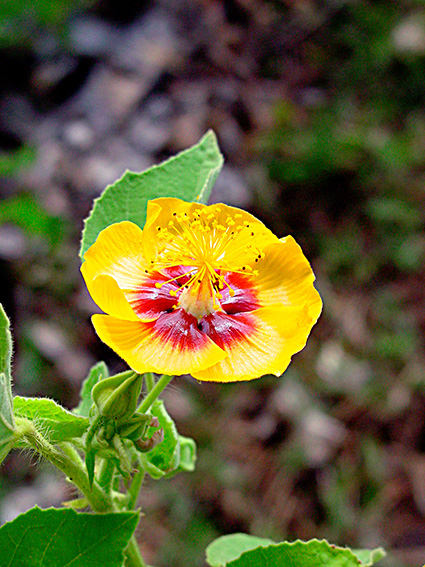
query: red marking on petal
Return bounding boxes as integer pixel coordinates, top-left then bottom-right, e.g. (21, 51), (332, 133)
(151, 308), (212, 352)
(127, 266), (189, 320)
(219, 273), (260, 314)
(199, 311), (257, 349)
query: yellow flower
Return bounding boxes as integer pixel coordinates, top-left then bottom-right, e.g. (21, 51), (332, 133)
(81, 198), (322, 382)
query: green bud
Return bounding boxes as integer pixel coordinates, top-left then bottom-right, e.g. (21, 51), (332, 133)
(92, 371), (143, 421)
(118, 413), (151, 440)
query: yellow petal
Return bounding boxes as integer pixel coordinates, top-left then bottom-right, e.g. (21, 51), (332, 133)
(81, 221), (150, 318)
(88, 274), (140, 321)
(255, 236), (322, 323)
(92, 310), (227, 375)
(192, 304), (314, 382)
(141, 201), (162, 261)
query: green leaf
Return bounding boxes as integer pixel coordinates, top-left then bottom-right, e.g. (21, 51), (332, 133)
(0, 304), (16, 464)
(205, 537), (386, 567)
(79, 130), (223, 259)
(74, 361), (109, 418)
(14, 396), (89, 443)
(352, 548), (387, 567)
(176, 434), (197, 473)
(0, 506), (139, 567)
(206, 534), (275, 567)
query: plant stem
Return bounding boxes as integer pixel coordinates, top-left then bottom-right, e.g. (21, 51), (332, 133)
(125, 534), (148, 567)
(97, 457), (115, 493)
(16, 417), (111, 513)
(138, 375), (173, 413)
(144, 372), (156, 392)
(59, 441), (85, 467)
(127, 467), (145, 510)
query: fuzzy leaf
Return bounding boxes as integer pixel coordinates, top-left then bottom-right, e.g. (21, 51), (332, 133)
(206, 536), (386, 567)
(80, 130), (223, 259)
(0, 506), (139, 567)
(13, 396), (89, 443)
(74, 361), (109, 418)
(0, 304), (16, 463)
(206, 533), (274, 567)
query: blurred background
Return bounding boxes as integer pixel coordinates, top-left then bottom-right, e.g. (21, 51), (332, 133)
(1, 0), (425, 565)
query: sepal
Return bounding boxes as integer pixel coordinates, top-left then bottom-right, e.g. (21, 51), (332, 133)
(92, 371), (143, 421)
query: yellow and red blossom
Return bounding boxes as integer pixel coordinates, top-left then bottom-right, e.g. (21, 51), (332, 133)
(81, 197), (322, 382)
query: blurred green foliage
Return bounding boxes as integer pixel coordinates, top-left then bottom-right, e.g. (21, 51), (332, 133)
(0, 193), (65, 247)
(0, 147), (36, 177)
(261, 0), (425, 396)
(250, 0), (425, 563)
(0, 0), (92, 47)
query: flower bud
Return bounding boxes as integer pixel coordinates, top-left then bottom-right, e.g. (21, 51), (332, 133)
(118, 413), (151, 440)
(92, 371), (143, 421)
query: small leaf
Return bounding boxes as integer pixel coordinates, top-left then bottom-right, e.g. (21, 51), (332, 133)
(86, 449), (96, 487)
(74, 361), (109, 417)
(206, 537), (386, 567)
(80, 130), (223, 259)
(13, 396), (89, 443)
(0, 506), (139, 567)
(175, 435), (197, 473)
(0, 304), (16, 463)
(206, 534), (274, 567)
(352, 548), (386, 566)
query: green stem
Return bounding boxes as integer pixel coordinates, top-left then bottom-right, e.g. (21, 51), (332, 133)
(16, 417), (111, 513)
(125, 534), (147, 567)
(97, 457), (115, 493)
(58, 441), (85, 466)
(144, 372), (156, 392)
(138, 375), (173, 413)
(127, 467), (145, 510)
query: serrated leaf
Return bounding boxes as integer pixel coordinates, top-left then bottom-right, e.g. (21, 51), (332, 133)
(79, 130), (223, 259)
(206, 534), (274, 567)
(206, 537), (386, 567)
(0, 304), (16, 464)
(352, 548), (386, 566)
(74, 361), (109, 418)
(0, 506), (139, 567)
(13, 396), (89, 443)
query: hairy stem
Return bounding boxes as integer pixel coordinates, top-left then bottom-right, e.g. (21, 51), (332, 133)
(138, 375), (173, 413)
(97, 457), (116, 493)
(16, 417), (111, 513)
(144, 372), (156, 392)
